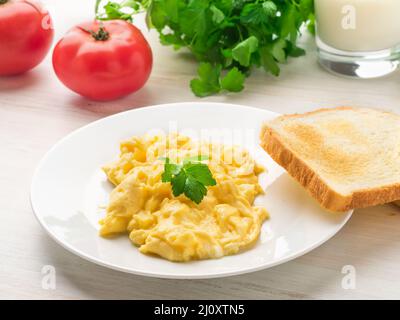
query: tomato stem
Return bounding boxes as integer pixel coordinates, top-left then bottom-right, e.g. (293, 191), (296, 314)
(78, 23), (110, 41)
(90, 25), (110, 41)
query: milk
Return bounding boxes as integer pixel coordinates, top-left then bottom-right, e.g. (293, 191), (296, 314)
(315, 0), (400, 52)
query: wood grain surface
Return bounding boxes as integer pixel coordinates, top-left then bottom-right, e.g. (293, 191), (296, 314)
(1, 0), (400, 299)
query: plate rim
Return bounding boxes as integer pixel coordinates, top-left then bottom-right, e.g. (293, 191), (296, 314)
(30, 102), (353, 279)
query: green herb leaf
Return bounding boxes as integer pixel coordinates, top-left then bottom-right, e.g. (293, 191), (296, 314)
(286, 42), (306, 57)
(210, 5), (225, 24)
(184, 176), (207, 204)
(220, 67), (245, 92)
(232, 36), (258, 67)
(272, 39), (287, 63)
(190, 63), (221, 97)
(171, 170), (187, 196)
(262, 1), (278, 16)
(160, 155), (216, 204)
(179, 0), (209, 38)
(147, 0), (167, 30)
(240, 1), (277, 25)
(185, 163), (217, 186)
(280, 4), (297, 39)
(161, 161), (182, 182)
(260, 47), (280, 76)
(96, 0), (141, 21)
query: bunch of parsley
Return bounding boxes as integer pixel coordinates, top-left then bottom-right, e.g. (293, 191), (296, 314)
(96, 0), (314, 97)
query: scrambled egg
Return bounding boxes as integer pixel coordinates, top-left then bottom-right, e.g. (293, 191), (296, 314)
(100, 134), (268, 262)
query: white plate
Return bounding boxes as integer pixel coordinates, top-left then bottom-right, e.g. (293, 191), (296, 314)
(31, 102), (352, 279)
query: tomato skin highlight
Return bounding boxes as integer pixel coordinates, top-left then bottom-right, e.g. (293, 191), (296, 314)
(0, 0), (54, 76)
(52, 20), (153, 101)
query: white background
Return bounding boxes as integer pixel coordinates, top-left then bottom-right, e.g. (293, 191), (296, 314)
(1, 0), (400, 299)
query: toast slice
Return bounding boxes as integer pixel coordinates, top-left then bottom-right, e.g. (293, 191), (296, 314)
(260, 107), (400, 212)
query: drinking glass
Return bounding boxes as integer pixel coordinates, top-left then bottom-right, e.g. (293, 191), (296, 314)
(315, 0), (400, 78)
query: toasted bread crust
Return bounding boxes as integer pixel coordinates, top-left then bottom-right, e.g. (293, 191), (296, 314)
(266, 106), (400, 121)
(260, 108), (400, 212)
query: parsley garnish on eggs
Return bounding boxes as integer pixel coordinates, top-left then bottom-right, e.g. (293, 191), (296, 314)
(161, 156), (217, 204)
(96, 0), (315, 96)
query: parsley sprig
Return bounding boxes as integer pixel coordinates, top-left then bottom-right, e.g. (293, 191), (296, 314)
(96, 0), (314, 97)
(161, 156), (216, 204)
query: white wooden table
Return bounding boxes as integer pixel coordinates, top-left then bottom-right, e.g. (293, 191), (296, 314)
(1, 0), (400, 300)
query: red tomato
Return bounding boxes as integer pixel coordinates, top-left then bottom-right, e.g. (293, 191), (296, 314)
(0, 0), (54, 76)
(52, 20), (153, 101)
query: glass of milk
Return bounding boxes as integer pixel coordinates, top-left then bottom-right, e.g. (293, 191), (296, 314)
(315, 0), (400, 78)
